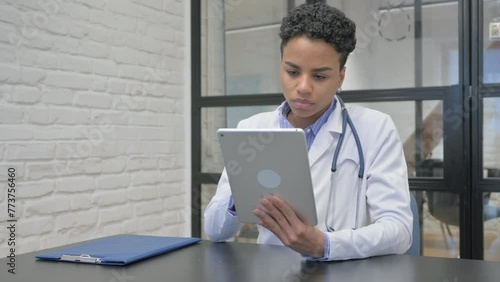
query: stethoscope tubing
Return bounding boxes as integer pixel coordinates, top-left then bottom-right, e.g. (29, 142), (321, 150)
(330, 96), (365, 179)
(326, 95), (365, 231)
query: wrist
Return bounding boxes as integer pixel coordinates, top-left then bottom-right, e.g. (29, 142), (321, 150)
(312, 228), (326, 258)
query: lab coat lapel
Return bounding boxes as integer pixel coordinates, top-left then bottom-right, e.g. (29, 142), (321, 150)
(308, 97), (343, 167)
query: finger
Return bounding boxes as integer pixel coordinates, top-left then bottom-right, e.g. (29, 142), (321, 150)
(269, 196), (304, 226)
(252, 207), (270, 221)
(265, 196), (305, 239)
(253, 208), (287, 239)
(253, 206), (277, 224)
(260, 197), (291, 228)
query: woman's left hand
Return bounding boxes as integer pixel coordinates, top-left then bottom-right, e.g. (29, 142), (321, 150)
(253, 195), (325, 258)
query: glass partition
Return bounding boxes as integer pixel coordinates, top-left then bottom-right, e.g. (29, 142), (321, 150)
(483, 0), (500, 84)
(226, 27), (282, 95)
(349, 100), (443, 177)
(483, 98), (500, 176)
(203, 1), (460, 96)
(483, 192), (500, 261)
(339, 0), (458, 90)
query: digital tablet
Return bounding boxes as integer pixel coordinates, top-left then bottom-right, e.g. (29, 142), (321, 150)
(217, 128), (318, 225)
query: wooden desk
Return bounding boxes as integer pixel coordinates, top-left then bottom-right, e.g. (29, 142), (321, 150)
(1, 240), (499, 282)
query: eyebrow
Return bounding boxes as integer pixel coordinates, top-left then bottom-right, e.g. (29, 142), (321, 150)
(284, 61), (333, 72)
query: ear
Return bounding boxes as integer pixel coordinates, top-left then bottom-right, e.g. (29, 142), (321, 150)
(339, 66), (346, 87)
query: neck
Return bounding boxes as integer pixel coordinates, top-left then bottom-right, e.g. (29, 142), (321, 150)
(287, 111), (312, 129)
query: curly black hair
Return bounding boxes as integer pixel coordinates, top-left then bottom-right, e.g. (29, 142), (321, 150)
(279, 3), (356, 69)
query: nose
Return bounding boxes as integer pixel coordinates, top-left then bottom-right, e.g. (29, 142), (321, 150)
(296, 75), (312, 95)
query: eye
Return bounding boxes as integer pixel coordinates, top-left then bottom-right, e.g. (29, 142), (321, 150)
(287, 70), (299, 76)
(314, 74), (326, 80)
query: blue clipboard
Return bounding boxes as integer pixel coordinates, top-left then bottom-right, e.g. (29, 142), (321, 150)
(35, 234), (201, 266)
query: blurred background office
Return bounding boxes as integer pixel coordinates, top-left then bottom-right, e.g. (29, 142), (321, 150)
(194, 0), (500, 261)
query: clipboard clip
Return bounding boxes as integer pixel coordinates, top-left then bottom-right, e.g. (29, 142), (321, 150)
(61, 254), (102, 263)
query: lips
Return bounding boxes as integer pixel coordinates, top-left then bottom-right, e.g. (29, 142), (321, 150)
(292, 99), (313, 110)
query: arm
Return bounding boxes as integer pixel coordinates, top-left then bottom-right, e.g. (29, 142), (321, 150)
(204, 168), (243, 242)
(254, 115), (411, 260)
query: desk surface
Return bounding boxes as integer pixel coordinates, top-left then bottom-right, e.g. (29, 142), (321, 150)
(1, 239), (500, 282)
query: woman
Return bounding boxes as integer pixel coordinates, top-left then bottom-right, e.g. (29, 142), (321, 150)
(204, 2), (413, 261)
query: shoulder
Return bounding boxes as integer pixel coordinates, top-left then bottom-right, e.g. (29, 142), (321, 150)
(237, 109), (280, 128)
(345, 105), (399, 144)
(346, 105), (394, 129)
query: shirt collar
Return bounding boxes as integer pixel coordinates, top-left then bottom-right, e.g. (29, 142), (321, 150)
(278, 99), (337, 134)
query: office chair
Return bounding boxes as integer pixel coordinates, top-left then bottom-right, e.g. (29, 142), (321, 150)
(420, 159), (500, 254)
(420, 159), (460, 254)
(405, 193), (421, 255)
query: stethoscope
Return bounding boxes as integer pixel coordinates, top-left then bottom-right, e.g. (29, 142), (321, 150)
(325, 95), (365, 232)
(331, 95), (365, 178)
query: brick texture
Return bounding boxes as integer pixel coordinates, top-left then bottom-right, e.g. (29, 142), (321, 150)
(0, 0), (188, 257)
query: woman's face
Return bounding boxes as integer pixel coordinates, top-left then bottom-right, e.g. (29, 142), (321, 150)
(280, 36), (345, 128)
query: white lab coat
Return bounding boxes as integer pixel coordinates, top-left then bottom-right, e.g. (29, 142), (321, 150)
(204, 97), (413, 261)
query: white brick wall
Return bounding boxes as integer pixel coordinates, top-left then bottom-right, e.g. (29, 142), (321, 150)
(0, 0), (190, 257)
